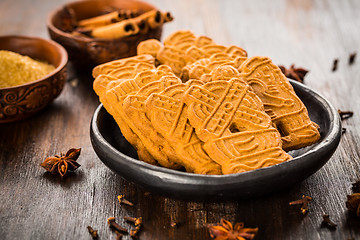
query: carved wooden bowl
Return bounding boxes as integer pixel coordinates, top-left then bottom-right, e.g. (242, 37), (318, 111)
(47, 0), (163, 68)
(0, 35), (68, 123)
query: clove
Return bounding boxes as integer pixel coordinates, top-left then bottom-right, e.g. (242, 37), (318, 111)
(130, 225), (142, 238)
(87, 226), (98, 239)
(338, 109), (354, 120)
(107, 217), (128, 233)
(289, 195), (312, 215)
(124, 216), (142, 226)
(321, 214), (337, 230)
(349, 53), (356, 65)
(332, 59), (338, 71)
(117, 194), (134, 206)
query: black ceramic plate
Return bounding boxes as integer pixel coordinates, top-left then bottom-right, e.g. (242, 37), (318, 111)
(90, 80), (341, 201)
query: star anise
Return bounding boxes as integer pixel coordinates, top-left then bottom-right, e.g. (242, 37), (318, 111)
(346, 193), (360, 217)
(279, 64), (309, 83)
(208, 219), (258, 240)
(40, 148), (81, 177)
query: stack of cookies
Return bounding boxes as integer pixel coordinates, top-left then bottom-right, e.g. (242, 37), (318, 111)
(93, 30), (320, 175)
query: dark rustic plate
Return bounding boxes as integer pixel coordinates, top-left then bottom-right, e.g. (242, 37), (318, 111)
(90, 80), (341, 201)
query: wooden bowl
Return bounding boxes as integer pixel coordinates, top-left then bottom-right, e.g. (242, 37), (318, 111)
(0, 35), (68, 123)
(47, 0), (163, 68)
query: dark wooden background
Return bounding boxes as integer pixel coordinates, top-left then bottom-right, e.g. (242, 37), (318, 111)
(1, 0), (359, 239)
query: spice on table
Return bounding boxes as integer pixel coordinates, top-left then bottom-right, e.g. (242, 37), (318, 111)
(352, 180), (360, 193)
(207, 218), (258, 240)
(321, 214), (337, 230)
(332, 59), (338, 71)
(117, 194), (134, 206)
(338, 109), (354, 120)
(349, 52), (356, 65)
(170, 221), (182, 228)
(124, 216), (142, 237)
(124, 216), (142, 226)
(107, 217), (128, 233)
(346, 193), (360, 217)
(278, 64), (309, 83)
(87, 226), (99, 239)
(289, 195), (312, 215)
(342, 128), (347, 134)
(0, 50), (55, 88)
(40, 148), (81, 177)
(130, 225), (142, 238)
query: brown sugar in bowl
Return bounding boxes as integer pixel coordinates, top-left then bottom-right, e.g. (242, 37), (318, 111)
(47, 0), (163, 68)
(0, 35), (68, 123)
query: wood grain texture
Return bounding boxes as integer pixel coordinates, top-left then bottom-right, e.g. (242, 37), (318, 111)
(1, 0), (360, 239)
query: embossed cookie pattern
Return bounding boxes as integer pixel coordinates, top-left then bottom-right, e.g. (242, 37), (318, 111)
(106, 66), (181, 169)
(145, 80), (222, 174)
(153, 30), (247, 76)
(93, 54), (155, 78)
(180, 54), (247, 81)
(239, 56), (321, 151)
(183, 77), (291, 174)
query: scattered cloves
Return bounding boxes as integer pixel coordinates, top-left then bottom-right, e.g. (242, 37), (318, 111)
(349, 52), (356, 65)
(332, 59), (338, 71)
(87, 226), (99, 239)
(342, 127), (347, 134)
(107, 217), (128, 233)
(338, 109), (354, 120)
(289, 195), (312, 215)
(124, 216), (142, 226)
(321, 214), (337, 230)
(117, 194), (134, 206)
(123, 216), (142, 238)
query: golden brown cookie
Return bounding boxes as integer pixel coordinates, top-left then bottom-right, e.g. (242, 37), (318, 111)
(163, 30), (196, 46)
(137, 39), (163, 57)
(194, 36), (214, 47)
(93, 74), (117, 100)
(156, 30), (247, 77)
(183, 76), (291, 174)
(92, 54), (155, 78)
(93, 60), (170, 165)
(180, 54), (247, 81)
(122, 75), (182, 168)
(239, 56), (321, 151)
(106, 66), (181, 169)
(183, 44), (247, 65)
(145, 80), (222, 174)
(156, 46), (187, 76)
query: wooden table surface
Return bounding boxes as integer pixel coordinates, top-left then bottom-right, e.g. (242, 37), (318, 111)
(1, 0), (360, 239)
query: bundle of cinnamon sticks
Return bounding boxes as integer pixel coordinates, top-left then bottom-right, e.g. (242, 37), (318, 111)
(63, 7), (173, 39)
